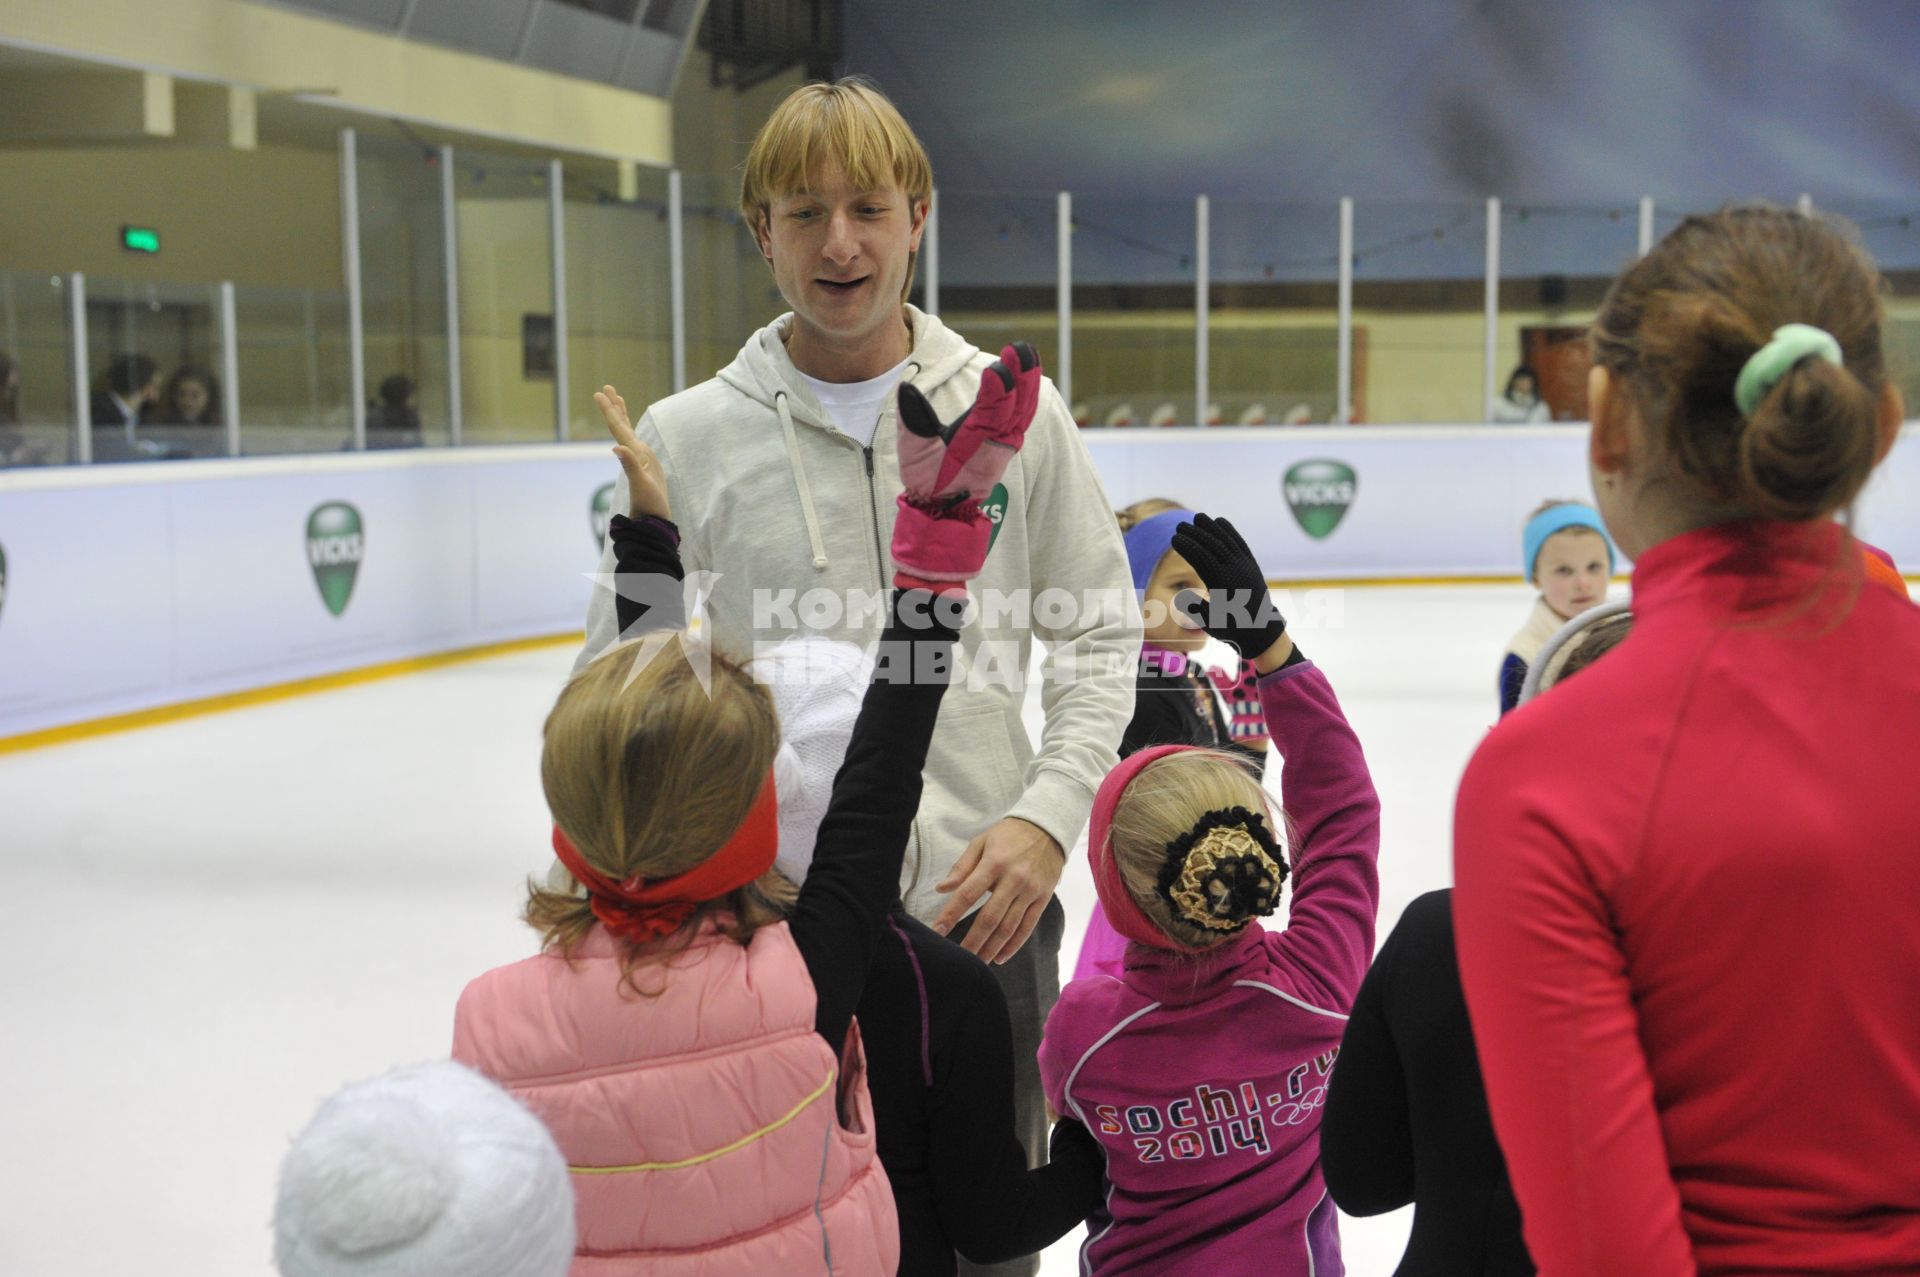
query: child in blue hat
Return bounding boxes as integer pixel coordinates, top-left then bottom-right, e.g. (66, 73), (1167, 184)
(1499, 500), (1616, 715)
(1071, 498), (1271, 981)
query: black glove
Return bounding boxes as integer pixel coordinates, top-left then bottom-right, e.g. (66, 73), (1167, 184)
(1169, 513), (1287, 658)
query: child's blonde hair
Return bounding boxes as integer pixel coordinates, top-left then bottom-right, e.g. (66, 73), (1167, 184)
(1116, 497), (1186, 533)
(527, 638), (792, 985)
(740, 77), (934, 298)
(1528, 498), (1585, 522)
(1108, 750), (1286, 950)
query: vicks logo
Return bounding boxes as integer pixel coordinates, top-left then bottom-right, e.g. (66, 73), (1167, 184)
(306, 502), (364, 617)
(1283, 460), (1357, 540)
(590, 482), (615, 548)
(982, 483), (1010, 553)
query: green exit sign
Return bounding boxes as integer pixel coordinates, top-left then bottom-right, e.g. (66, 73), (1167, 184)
(120, 225), (160, 254)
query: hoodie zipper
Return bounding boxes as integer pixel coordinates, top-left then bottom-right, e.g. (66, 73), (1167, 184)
(863, 444), (886, 584)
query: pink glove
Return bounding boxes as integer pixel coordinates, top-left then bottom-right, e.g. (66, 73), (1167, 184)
(892, 342), (1042, 594)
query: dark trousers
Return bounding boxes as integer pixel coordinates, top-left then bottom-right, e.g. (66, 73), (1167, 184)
(947, 894), (1068, 1277)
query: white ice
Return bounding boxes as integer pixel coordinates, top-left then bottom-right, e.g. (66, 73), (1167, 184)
(0, 583), (1557, 1275)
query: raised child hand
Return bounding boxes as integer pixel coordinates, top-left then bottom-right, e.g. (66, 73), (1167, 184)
(594, 384), (670, 521)
(890, 344), (1043, 594)
(1170, 513), (1291, 668)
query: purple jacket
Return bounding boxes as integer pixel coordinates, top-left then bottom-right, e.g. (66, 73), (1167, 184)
(1039, 660), (1381, 1276)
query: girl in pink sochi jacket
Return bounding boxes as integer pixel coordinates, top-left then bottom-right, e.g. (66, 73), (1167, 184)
(454, 349), (1043, 1275)
(1039, 514), (1381, 1277)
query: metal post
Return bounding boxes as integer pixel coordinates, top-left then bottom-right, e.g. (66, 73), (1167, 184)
(219, 280), (240, 457)
(69, 272), (91, 463)
(1638, 195), (1655, 257)
(924, 187), (940, 316)
(441, 144), (463, 445)
(1056, 190), (1072, 408)
(1484, 196), (1501, 423)
(341, 127), (367, 450)
(1194, 194), (1209, 428)
(1798, 192), (1814, 217)
(0, 273), (16, 363)
(549, 158), (569, 441)
(1337, 197), (1354, 425)
(669, 167), (687, 394)
(303, 290), (320, 421)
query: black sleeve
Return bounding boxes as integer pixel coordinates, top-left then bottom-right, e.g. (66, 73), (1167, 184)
(1119, 676), (1189, 757)
(607, 513), (686, 637)
(928, 972), (1106, 1263)
(1497, 652), (1527, 716)
(1320, 899), (1417, 1216)
(790, 590), (960, 1057)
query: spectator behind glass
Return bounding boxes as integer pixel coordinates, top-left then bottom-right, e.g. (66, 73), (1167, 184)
(90, 354), (187, 461)
(368, 373), (423, 449)
(90, 354), (160, 428)
(155, 364), (221, 426)
(0, 352), (46, 466)
(1489, 365), (1550, 423)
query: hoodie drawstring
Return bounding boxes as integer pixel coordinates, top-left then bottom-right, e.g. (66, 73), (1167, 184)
(776, 391), (830, 570)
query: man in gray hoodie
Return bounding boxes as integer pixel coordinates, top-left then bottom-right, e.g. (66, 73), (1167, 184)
(576, 79), (1137, 1271)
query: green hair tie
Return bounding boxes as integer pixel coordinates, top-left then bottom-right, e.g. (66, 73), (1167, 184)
(1734, 323), (1843, 417)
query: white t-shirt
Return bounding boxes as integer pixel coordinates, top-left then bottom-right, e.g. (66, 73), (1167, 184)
(795, 358), (911, 449)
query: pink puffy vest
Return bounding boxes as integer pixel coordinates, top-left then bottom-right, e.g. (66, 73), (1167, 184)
(453, 918), (898, 1276)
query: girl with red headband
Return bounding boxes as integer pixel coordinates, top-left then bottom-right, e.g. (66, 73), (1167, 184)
(453, 347), (1044, 1277)
(1038, 514), (1382, 1277)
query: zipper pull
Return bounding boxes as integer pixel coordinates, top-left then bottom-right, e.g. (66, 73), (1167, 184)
(864, 446), (876, 477)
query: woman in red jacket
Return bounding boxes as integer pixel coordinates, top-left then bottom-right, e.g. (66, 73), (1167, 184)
(1453, 204), (1920, 1277)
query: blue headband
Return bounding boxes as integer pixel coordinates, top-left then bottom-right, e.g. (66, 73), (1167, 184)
(1122, 509), (1196, 594)
(1523, 504), (1614, 580)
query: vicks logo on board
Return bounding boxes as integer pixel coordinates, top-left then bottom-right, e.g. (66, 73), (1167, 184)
(306, 502), (364, 618)
(982, 483), (1010, 553)
(591, 482), (616, 548)
(1283, 460), (1357, 540)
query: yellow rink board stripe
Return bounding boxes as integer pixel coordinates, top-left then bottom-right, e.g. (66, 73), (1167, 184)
(7, 568), (1916, 756)
(0, 632), (585, 756)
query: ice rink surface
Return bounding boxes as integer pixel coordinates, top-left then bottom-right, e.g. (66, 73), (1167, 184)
(0, 582), (1562, 1275)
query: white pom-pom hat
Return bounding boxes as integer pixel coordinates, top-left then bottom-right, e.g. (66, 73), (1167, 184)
(274, 1061), (574, 1277)
(749, 636), (873, 884)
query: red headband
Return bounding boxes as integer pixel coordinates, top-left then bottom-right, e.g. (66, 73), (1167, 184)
(551, 774), (780, 945)
(1089, 745), (1213, 953)
(1089, 745), (1284, 953)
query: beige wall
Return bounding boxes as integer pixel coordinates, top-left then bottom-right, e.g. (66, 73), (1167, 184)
(915, 299), (1920, 426)
(670, 56), (805, 380)
(452, 194), (681, 443)
(0, 0), (670, 165)
(0, 146), (341, 291)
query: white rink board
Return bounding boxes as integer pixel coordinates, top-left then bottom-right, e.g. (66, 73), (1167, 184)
(3, 425), (1916, 736)
(1085, 423), (1920, 580)
(0, 447), (617, 738)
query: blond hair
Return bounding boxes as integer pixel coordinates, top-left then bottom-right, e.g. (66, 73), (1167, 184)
(1115, 497), (1186, 533)
(1527, 498), (1586, 522)
(526, 638), (789, 990)
(1109, 750), (1284, 950)
(739, 77), (934, 297)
